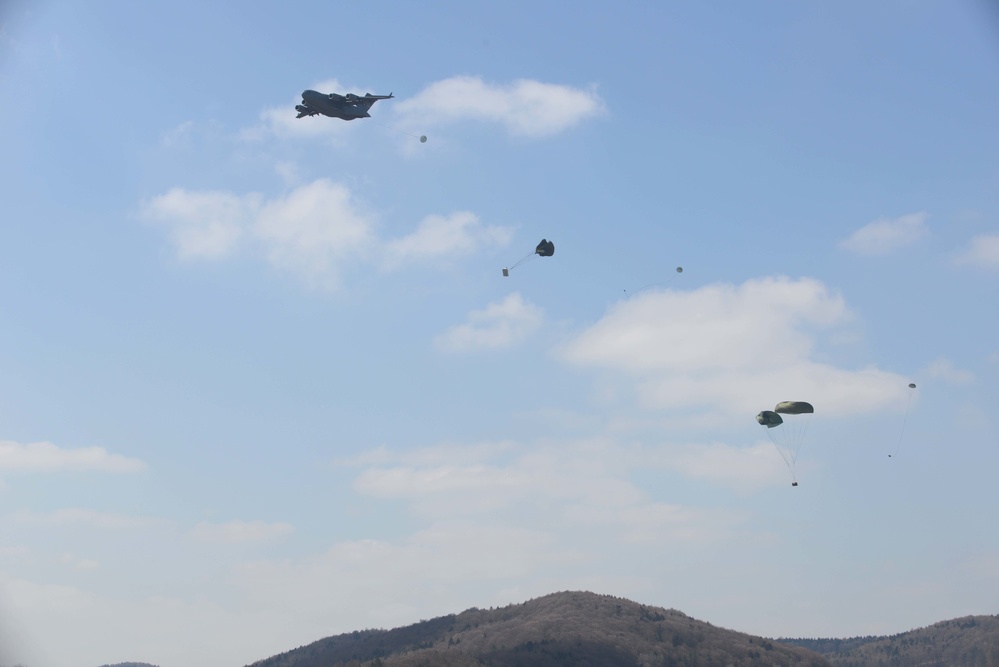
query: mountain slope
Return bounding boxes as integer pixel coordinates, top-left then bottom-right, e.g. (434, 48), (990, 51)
(247, 590), (831, 667)
(780, 615), (999, 666)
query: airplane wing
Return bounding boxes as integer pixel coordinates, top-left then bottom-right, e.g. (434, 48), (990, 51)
(344, 93), (394, 113)
(295, 104), (319, 118)
(345, 92), (393, 102)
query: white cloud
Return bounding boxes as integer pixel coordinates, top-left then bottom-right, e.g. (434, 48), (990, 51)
(0, 434), (787, 667)
(60, 553), (100, 571)
(336, 438), (755, 594)
(230, 521), (578, 640)
(236, 523), (567, 597)
(656, 441), (788, 491)
(191, 520), (294, 544)
(0, 440), (146, 474)
(0, 572), (270, 667)
(142, 188), (258, 260)
(10, 509), (155, 530)
(143, 179), (376, 290)
(565, 277), (847, 373)
(355, 463), (535, 514)
(382, 211), (512, 268)
(352, 438), (619, 514)
(394, 76), (605, 137)
(160, 120), (194, 148)
(923, 358), (974, 384)
(324, 435), (756, 613)
(839, 212), (929, 255)
(144, 180), (507, 290)
(350, 436), (760, 517)
(561, 276), (910, 418)
(434, 292), (543, 351)
(254, 179), (376, 290)
(339, 440), (518, 469)
(274, 160), (300, 186)
(0, 545), (30, 560)
(563, 502), (747, 545)
(954, 232), (999, 269)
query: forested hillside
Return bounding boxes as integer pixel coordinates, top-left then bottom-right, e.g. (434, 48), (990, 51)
(247, 590), (830, 667)
(781, 615), (999, 667)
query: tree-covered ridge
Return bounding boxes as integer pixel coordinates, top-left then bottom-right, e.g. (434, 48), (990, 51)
(779, 614), (999, 667)
(246, 590), (831, 667)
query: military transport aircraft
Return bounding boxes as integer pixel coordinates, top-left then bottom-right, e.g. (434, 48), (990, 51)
(295, 90), (394, 120)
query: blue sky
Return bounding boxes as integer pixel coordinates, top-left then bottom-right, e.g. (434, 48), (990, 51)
(1, 2), (998, 666)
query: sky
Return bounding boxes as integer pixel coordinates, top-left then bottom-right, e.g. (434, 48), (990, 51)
(1, 1), (998, 666)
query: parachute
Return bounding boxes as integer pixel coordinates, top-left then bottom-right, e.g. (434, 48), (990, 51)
(503, 238), (555, 276)
(775, 401), (814, 415)
(756, 410), (783, 428)
(758, 401), (814, 486)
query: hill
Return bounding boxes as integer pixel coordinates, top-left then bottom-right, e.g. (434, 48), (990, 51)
(780, 615), (999, 666)
(246, 590), (831, 667)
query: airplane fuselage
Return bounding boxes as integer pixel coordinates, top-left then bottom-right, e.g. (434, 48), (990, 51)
(295, 90), (393, 120)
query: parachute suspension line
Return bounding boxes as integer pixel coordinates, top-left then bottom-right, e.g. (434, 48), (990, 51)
(504, 239), (553, 276)
(508, 252), (537, 271)
(623, 267), (684, 298)
(370, 120), (427, 142)
(781, 426), (801, 480)
(787, 417), (810, 466)
(890, 386), (916, 458)
(764, 427), (795, 477)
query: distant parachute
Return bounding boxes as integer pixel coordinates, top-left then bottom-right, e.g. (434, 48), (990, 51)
(503, 238), (555, 276)
(890, 382), (918, 458)
(758, 401), (814, 486)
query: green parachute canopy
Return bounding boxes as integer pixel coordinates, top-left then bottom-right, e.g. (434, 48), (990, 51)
(775, 401), (814, 415)
(756, 410), (783, 428)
